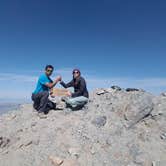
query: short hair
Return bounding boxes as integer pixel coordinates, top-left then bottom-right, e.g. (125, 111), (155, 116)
(45, 65), (54, 71)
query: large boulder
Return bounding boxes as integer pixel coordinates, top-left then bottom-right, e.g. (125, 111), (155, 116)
(124, 93), (154, 128)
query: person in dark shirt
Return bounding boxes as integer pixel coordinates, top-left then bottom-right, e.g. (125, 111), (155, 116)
(60, 69), (89, 109)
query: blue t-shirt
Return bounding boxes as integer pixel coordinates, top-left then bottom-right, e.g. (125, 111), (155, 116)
(33, 74), (53, 94)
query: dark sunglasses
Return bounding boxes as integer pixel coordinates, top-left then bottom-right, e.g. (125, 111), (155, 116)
(73, 71), (79, 74)
(47, 69), (53, 72)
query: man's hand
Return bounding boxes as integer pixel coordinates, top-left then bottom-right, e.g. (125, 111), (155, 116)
(45, 76), (62, 89)
(55, 76), (62, 82)
(50, 88), (53, 95)
(50, 89), (55, 97)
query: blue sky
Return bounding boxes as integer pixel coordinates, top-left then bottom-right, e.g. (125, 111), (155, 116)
(0, 0), (166, 102)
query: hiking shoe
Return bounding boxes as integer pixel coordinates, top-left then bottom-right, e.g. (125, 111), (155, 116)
(47, 101), (56, 110)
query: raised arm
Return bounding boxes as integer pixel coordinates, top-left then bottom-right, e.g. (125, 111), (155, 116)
(44, 76), (61, 89)
(60, 80), (74, 88)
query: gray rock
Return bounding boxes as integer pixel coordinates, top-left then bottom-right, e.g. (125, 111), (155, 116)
(129, 144), (140, 161)
(91, 116), (107, 127)
(68, 147), (80, 158)
(152, 161), (166, 166)
(126, 88), (140, 92)
(96, 89), (107, 95)
(31, 122), (37, 127)
(160, 133), (166, 140)
(49, 156), (64, 166)
(134, 153), (150, 165)
(32, 139), (40, 145)
(124, 93), (154, 128)
(160, 92), (166, 97)
(111, 86), (122, 91)
(0, 137), (10, 148)
(106, 137), (112, 145)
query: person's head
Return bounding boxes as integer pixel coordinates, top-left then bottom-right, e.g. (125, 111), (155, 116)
(45, 65), (54, 76)
(72, 68), (81, 79)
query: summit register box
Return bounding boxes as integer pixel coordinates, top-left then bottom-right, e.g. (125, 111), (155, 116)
(52, 88), (69, 97)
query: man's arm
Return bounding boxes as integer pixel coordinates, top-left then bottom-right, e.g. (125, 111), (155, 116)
(45, 76), (61, 89)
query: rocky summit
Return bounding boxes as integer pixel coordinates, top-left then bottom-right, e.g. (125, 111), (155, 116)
(0, 87), (166, 166)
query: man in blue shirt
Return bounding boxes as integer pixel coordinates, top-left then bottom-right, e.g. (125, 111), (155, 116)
(32, 65), (61, 114)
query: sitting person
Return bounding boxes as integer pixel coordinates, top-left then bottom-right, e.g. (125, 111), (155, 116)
(60, 68), (89, 109)
(31, 65), (61, 114)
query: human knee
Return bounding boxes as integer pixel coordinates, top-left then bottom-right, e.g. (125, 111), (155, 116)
(66, 98), (75, 105)
(42, 91), (49, 97)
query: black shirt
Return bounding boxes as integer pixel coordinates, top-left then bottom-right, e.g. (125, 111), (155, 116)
(60, 76), (89, 98)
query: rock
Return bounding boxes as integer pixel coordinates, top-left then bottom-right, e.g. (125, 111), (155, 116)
(91, 116), (107, 127)
(68, 148), (80, 158)
(134, 154), (150, 165)
(37, 113), (47, 119)
(2, 150), (9, 155)
(24, 141), (33, 147)
(124, 94), (154, 128)
(151, 99), (166, 118)
(129, 145), (151, 166)
(106, 137), (112, 146)
(90, 147), (96, 155)
(49, 156), (64, 166)
(111, 85), (122, 91)
(151, 110), (163, 117)
(160, 92), (166, 97)
(32, 139), (40, 145)
(18, 144), (24, 148)
(96, 89), (107, 95)
(31, 122), (37, 127)
(126, 88), (140, 92)
(18, 138), (39, 148)
(94, 104), (100, 108)
(152, 160), (166, 166)
(17, 129), (23, 133)
(160, 133), (166, 140)
(62, 159), (79, 166)
(89, 144), (100, 155)
(0, 137), (10, 148)
(129, 144), (140, 161)
(5, 114), (17, 121)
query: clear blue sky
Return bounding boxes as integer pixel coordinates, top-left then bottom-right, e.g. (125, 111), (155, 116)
(0, 0), (166, 101)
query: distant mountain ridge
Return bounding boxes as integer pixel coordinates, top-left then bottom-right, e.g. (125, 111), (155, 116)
(0, 103), (21, 115)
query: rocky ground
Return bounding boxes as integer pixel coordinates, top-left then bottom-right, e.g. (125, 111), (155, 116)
(0, 87), (166, 166)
